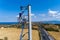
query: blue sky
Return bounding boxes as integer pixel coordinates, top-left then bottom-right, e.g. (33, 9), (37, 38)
(0, 0), (60, 22)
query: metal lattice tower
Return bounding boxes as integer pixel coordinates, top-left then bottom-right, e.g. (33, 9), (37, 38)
(18, 5), (32, 40)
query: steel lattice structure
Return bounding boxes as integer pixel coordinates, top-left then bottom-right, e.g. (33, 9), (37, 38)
(17, 5), (32, 40)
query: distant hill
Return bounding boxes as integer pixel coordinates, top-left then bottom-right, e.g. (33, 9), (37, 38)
(0, 22), (18, 25)
(0, 21), (60, 25)
(40, 21), (60, 24)
(32, 21), (60, 24)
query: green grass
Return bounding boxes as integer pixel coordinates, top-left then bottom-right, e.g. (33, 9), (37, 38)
(44, 28), (59, 32)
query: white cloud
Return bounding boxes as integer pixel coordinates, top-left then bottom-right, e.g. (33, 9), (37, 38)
(16, 10), (60, 21)
(16, 15), (19, 18)
(31, 13), (35, 16)
(34, 16), (37, 18)
(48, 9), (60, 19)
(49, 9), (58, 14)
(48, 9), (58, 17)
(16, 13), (36, 18)
(31, 13), (37, 18)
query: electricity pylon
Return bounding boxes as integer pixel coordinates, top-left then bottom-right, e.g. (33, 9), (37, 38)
(18, 5), (32, 40)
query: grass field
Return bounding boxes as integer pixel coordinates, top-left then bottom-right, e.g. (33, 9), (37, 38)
(0, 28), (39, 40)
(48, 31), (60, 40)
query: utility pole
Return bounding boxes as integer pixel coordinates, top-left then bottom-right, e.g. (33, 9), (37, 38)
(28, 5), (32, 40)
